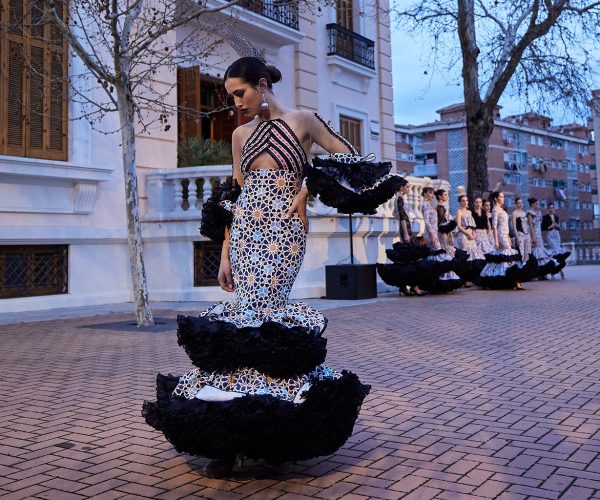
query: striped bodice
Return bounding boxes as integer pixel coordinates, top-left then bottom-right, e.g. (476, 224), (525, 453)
(240, 118), (308, 176)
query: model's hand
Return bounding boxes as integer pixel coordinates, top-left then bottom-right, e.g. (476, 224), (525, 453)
(468, 234), (475, 241)
(495, 241), (500, 250)
(285, 188), (309, 233)
(218, 259), (234, 292)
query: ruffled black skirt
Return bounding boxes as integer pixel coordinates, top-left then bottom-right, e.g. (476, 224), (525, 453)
(142, 371), (370, 464)
(177, 315), (327, 379)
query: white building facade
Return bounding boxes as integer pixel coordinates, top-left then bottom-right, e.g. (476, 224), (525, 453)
(0, 0), (405, 313)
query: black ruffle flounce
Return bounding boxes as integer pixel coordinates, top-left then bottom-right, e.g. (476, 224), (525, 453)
(418, 276), (463, 293)
(199, 178), (241, 244)
(377, 262), (422, 287)
(519, 255), (540, 282)
(454, 250), (486, 283)
(438, 220), (457, 234)
(176, 315), (327, 379)
(142, 371), (370, 464)
(306, 161), (406, 215)
(385, 242), (430, 263)
(536, 258), (559, 278)
(485, 253), (521, 263)
(312, 157), (394, 190)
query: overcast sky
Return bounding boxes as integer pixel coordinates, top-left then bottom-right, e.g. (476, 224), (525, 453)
(389, 20), (587, 127)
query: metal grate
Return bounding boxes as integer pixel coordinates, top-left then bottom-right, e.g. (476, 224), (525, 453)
(238, 0), (299, 29)
(194, 242), (222, 287)
(327, 23), (375, 69)
(0, 245), (68, 298)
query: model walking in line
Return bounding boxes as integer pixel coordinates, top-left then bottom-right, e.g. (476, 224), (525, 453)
(454, 195), (486, 286)
(512, 198), (532, 264)
(472, 197), (494, 255)
(528, 198), (560, 278)
(542, 202), (570, 278)
(435, 189), (456, 257)
(479, 191), (530, 290)
(419, 187), (462, 293)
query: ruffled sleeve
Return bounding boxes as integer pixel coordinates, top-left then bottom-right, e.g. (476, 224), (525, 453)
(199, 177), (241, 244)
(305, 114), (406, 215)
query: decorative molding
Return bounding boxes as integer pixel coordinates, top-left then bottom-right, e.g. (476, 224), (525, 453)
(327, 55), (376, 94)
(0, 156), (112, 214)
(73, 182), (98, 214)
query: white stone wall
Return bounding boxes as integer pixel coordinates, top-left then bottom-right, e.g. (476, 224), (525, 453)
(1, 2), (398, 314)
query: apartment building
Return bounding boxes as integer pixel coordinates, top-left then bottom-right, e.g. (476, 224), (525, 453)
(396, 104), (597, 242)
(1, 0), (396, 312)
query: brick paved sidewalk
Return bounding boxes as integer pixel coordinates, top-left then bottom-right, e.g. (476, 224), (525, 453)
(1, 266), (599, 499)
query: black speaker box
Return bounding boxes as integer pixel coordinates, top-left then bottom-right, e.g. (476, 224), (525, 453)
(325, 264), (377, 300)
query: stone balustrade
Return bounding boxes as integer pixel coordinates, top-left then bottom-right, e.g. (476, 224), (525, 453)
(562, 242), (600, 265)
(144, 164), (449, 234)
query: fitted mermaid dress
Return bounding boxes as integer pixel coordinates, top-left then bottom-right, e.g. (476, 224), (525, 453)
(528, 209), (559, 276)
(143, 116), (370, 464)
(479, 207), (537, 288)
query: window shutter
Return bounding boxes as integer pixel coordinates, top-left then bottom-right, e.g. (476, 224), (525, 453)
(0, 0), (67, 160)
(177, 66), (201, 143)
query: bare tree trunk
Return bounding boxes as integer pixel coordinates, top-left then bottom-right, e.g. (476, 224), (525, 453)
(465, 105), (493, 201)
(116, 82), (155, 327)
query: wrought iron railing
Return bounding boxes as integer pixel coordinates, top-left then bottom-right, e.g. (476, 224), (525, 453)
(0, 245), (68, 299)
(239, 0), (299, 30)
(326, 23), (375, 69)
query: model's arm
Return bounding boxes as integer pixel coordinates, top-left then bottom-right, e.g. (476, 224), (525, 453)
(217, 127), (244, 292)
(492, 209), (500, 249)
(527, 212), (536, 244)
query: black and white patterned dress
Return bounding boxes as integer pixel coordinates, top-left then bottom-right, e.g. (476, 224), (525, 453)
(143, 115), (371, 465)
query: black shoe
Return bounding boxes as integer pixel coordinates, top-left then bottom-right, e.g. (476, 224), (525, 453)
(203, 456), (235, 478)
(272, 462), (292, 475)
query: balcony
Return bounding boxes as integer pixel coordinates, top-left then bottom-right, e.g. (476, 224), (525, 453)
(239, 0), (298, 29)
(413, 164), (438, 178)
(327, 24), (375, 69)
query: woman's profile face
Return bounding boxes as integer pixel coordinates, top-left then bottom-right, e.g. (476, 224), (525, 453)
(474, 198), (482, 210)
(516, 199), (523, 209)
(440, 191), (449, 202)
(498, 192), (505, 207)
(400, 184), (410, 195)
(531, 200), (539, 210)
(424, 190), (434, 201)
(224, 77), (261, 118)
(460, 196), (468, 208)
(484, 201), (491, 212)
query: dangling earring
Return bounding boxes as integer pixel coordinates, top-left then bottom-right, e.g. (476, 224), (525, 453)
(260, 92), (270, 119)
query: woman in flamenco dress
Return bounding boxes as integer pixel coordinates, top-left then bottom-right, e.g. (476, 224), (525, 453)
(512, 197), (534, 265)
(377, 182), (427, 296)
(479, 191), (536, 289)
(472, 196), (495, 255)
(527, 198), (560, 279)
(454, 194), (486, 286)
(542, 202), (570, 278)
(143, 57), (375, 478)
(435, 189), (456, 257)
(418, 187), (462, 293)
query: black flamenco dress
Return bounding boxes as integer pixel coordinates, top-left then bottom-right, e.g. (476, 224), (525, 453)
(143, 115), (382, 465)
(377, 195), (431, 289)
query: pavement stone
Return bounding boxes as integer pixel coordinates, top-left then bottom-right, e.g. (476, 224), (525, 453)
(0, 265), (599, 499)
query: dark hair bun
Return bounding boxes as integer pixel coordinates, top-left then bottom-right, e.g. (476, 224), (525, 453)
(266, 65), (282, 84)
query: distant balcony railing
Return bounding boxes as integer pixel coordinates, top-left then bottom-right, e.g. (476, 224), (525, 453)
(239, 0), (299, 29)
(413, 164), (438, 178)
(326, 23), (375, 69)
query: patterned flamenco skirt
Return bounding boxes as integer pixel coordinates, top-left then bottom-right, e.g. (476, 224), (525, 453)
(142, 170), (370, 464)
